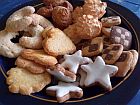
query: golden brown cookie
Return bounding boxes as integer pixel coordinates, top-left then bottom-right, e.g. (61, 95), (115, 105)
(102, 44), (123, 64)
(102, 27), (111, 37)
(6, 67), (51, 95)
(52, 6), (72, 29)
(42, 28), (76, 56)
(130, 50), (138, 70)
(115, 51), (133, 77)
(15, 56), (46, 74)
(82, 37), (103, 57)
(101, 16), (121, 27)
(42, 0), (66, 7)
(37, 5), (53, 18)
(75, 15), (102, 39)
(21, 49), (58, 66)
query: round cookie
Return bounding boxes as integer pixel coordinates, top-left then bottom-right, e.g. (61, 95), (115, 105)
(110, 26), (132, 50)
(6, 67), (51, 95)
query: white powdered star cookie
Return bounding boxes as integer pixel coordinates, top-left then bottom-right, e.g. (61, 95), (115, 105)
(61, 50), (93, 74)
(46, 82), (83, 103)
(81, 56), (118, 91)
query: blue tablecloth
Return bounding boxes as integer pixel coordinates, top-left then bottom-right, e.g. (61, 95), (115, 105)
(0, 0), (139, 105)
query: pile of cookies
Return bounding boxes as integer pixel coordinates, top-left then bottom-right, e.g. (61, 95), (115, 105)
(0, 0), (138, 103)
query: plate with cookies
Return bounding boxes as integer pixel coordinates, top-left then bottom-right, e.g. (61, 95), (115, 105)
(0, 0), (140, 105)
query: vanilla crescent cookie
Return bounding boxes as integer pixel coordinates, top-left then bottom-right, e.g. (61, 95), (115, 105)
(19, 25), (44, 49)
(6, 6), (35, 32)
(61, 50), (93, 74)
(6, 67), (51, 95)
(30, 14), (54, 28)
(81, 56), (118, 90)
(46, 82), (83, 103)
(0, 30), (23, 58)
(47, 64), (76, 82)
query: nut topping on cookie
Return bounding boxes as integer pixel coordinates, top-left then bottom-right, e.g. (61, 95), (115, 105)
(61, 50), (93, 74)
(46, 82), (83, 103)
(81, 56), (118, 90)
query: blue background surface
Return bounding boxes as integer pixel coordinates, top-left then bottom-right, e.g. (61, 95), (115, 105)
(0, 0), (139, 105)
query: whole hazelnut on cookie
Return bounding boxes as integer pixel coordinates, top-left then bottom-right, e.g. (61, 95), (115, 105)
(60, 1), (73, 12)
(52, 6), (72, 29)
(75, 15), (102, 39)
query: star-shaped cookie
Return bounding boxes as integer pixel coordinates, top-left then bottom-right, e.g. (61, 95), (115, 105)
(46, 82), (83, 103)
(61, 50), (93, 74)
(81, 56), (118, 91)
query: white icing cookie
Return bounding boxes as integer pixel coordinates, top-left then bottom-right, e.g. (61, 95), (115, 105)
(61, 50), (93, 74)
(81, 56), (118, 90)
(46, 82), (83, 103)
(47, 65), (76, 82)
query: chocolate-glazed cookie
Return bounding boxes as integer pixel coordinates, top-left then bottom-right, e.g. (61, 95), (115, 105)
(110, 26), (132, 50)
(115, 51), (133, 77)
(102, 44), (123, 64)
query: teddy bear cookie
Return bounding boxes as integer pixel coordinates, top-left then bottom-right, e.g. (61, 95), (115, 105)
(102, 44), (123, 64)
(81, 56), (118, 90)
(47, 64), (76, 82)
(115, 51), (133, 77)
(46, 82), (83, 103)
(21, 49), (58, 66)
(42, 28), (76, 56)
(110, 26), (132, 50)
(15, 56), (46, 74)
(6, 67), (51, 95)
(82, 37), (103, 57)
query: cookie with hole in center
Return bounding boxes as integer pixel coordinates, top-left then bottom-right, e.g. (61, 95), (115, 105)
(115, 51), (133, 77)
(102, 44), (123, 64)
(82, 37), (103, 57)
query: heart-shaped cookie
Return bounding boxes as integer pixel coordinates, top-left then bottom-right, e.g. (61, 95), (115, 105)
(42, 28), (76, 56)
